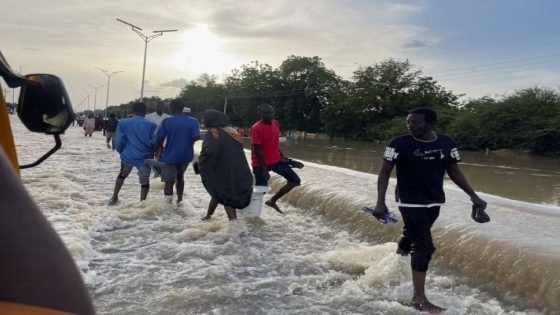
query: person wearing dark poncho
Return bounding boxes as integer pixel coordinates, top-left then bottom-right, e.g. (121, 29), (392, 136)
(198, 109), (253, 221)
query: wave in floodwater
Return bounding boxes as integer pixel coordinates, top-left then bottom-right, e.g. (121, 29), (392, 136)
(10, 116), (559, 314)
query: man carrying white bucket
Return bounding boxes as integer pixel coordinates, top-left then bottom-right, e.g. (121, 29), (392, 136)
(250, 103), (302, 214)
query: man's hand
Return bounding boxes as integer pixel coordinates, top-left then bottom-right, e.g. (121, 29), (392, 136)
(471, 195), (490, 223)
(471, 195), (487, 210)
(372, 202), (388, 220)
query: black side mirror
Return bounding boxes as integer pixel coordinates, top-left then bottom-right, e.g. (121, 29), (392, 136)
(17, 74), (75, 135)
(16, 74), (75, 169)
(1, 51), (75, 169)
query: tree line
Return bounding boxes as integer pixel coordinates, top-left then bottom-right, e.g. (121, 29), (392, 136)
(103, 56), (560, 155)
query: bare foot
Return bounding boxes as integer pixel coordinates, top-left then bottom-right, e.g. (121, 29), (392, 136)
(107, 143), (111, 149)
(201, 215), (212, 221)
(396, 247), (410, 256)
(108, 197), (118, 206)
(265, 200), (284, 214)
(410, 297), (446, 313)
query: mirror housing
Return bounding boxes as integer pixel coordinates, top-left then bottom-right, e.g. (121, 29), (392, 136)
(17, 74), (75, 135)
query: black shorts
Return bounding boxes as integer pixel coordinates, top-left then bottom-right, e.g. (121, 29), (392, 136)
(253, 161), (301, 186)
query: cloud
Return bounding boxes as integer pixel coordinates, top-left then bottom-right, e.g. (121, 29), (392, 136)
(402, 39), (428, 49)
(2, 0), (434, 103)
(159, 78), (188, 88)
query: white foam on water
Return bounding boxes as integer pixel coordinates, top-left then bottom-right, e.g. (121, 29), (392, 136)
(9, 116), (554, 314)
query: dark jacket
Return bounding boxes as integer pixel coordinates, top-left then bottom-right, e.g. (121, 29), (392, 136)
(103, 118), (118, 133)
(199, 110), (252, 209)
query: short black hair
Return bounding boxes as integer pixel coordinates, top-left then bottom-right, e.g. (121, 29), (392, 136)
(409, 107), (437, 125)
(132, 102), (147, 115)
(109, 113), (116, 118)
(170, 99), (186, 113)
(258, 103), (273, 112)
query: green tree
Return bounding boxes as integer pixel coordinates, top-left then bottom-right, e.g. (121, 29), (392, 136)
(105, 96), (169, 119)
(322, 59), (459, 140)
(177, 73), (226, 120)
(224, 61), (284, 127)
(449, 87), (560, 154)
(278, 56), (343, 133)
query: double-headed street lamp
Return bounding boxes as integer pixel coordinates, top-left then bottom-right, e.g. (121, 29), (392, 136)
(117, 18), (177, 102)
(95, 67), (124, 115)
(88, 84), (104, 113)
(83, 90), (91, 111)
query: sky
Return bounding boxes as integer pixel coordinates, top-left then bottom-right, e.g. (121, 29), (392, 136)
(2, 0), (560, 111)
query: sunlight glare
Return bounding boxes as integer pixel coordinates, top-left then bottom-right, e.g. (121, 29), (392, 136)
(173, 24), (239, 76)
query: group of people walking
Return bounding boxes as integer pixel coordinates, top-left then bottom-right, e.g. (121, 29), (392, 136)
(107, 100), (200, 206)
(93, 101), (488, 313)
(105, 100), (300, 222)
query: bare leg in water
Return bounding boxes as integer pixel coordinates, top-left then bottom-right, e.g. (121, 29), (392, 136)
(164, 181), (174, 203)
(140, 185), (149, 202)
(397, 239), (444, 312)
(203, 198), (237, 221)
(175, 175), (185, 203)
(203, 198), (219, 220)
(224, 206), (237, 221)
(265, 183), (297, 214)
(109, 177), (125, 205)
(410, 271), (446, 313)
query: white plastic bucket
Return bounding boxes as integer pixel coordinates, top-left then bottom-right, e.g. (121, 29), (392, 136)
(239, 186), (269, 217)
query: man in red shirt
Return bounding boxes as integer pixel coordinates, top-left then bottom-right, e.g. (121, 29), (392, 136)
(250, 103), (301, 213)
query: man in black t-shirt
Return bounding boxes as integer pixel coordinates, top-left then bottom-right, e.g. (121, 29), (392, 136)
(373, 107), (487, 313)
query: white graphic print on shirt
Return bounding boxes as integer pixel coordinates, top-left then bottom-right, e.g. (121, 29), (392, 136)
(384, 147), (399, 161)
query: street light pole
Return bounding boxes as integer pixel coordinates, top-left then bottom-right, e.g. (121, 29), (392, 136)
(88, 84), (104, 114)
(83, 90), (91, 111)
(116, 18), (177, 102)
(95, 67), (124, 116)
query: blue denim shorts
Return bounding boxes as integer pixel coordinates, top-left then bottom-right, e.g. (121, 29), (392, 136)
(253, 161), (301, 186)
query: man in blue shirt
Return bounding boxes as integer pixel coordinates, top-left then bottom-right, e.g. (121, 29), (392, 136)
(153, 99), (200, 203)
(110, 102), (157, 205)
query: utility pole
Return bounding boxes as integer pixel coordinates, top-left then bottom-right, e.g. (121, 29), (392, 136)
(223, 95), (228, 113)
(117, 18), (177, 102)
(95, 67), (124, 116)
(83, 90), (91, 111)
(88, 84), (104, 114)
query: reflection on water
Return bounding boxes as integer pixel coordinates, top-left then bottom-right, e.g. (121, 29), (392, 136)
(248, 138), (560, 206)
